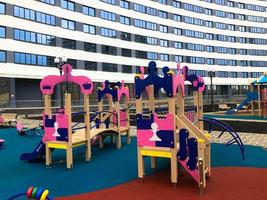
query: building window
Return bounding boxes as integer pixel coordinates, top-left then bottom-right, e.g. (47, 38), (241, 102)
(238, 3), (245, 9)
(160, 54), (169, 61)
(0, 26), (5, 38)
(14, 52), (52, 66)
(121, 32), (131, 41)
(14, 6), (56, 26)
(230, 72), (237, 78)
(218, 71), (229, 78)
(206, 46), (214, 52)
(82, 6), (95, 16)
(101, 28), (116, 38)
(0, 51), (6, 62)
(159, 25), (168, 33)
(217, 59), (228, 66)
(206, 58), (214, 65)
(120, 16), (130, 25)
(227, 13), (234, 19)
(175, 55), (183, 62)
(136, 50), (147, 59)
(227, 1), (234, 7)
(174, 42), (182, 49)
(101, 0), (115, 4)
(85, 61), (97, 71)
(174, 28), (182, 35)
(61, 19), (75, 30)
(62, 38), (76, 49)
(228, 24), (235, 31)
(146, 7), (157, 16)
(67, 59), (77, 69)
(14, 29), (56, 46)
(100, 10), (116, 21)
(173, 1), (181, 8)
(83, 24), (96, 34)
(84, 42), (96, 52)
(134, 3), (146, 13)
(158, 0), (167, 4)
(173, 14), (181, 21)
(159, 10), (167, 19)
(147, 37), (157, 45)
(102, 63), (117, 72)
(241, 72), (248, 78)
(206, 33), (213, 40)
(239, 26), (246, 32)
(0, 3), (5, 14)
(18, 54), (34, 65)
(205, 8), (212, 15)
(120, 0), (130, 9)
(101, 45), (117, 55)
(61, 0), (75, 11)
(39, 0), (55, 5)
(160, 39), (168, 47)
(147, 52), (158, 60)
(121, 48), (131, 57)
(122, 65), (132, 73)
(135, 35), (146, 44)
(240, 37), (246, 43)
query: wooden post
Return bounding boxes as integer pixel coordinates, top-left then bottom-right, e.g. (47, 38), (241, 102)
(258, 84), (261, 117)
(44, 95), (52, 117)
(126, 96), (131, 144)
(198, 92), (204, 130)
(115, 101), (121, 149)
(169, 97), (177, 183)
(65, 93), (73, 169)
(176, 89), (184, 117)
(198, 140), (206, 192)
(148, 85), (156, 169)
(84, 94), (91, 161)
(137, 147), (144, 178)
(98, 99), (104, 148)
(44, 94), (52, 166)
(136, 94), (144, 179)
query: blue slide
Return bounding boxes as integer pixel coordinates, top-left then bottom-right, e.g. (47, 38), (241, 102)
(225, 92), (258, 115)
(20, 141), (45, 161)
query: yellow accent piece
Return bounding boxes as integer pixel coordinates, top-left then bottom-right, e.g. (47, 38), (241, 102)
(73, 142), (86, 148)
(40, 190), (49, 200)
(198, 139), (204, 143)
(141, 149), (171, 158)
(205, 133), (211, 139)
(167, 71), (174, 75)
(135, 74), (141, 78)
(47, 143), (67, 149)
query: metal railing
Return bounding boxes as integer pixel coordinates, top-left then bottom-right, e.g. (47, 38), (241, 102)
(0, 95), (247, 110)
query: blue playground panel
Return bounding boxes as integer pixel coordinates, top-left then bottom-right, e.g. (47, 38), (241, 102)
(0, 128), (267, 199)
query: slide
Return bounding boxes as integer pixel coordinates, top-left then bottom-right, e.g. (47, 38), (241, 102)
(20, 141), (45, 161)
(225, 92), (258, 115)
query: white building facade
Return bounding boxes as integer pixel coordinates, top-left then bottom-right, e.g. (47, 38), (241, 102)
(0, 0), (266, 106)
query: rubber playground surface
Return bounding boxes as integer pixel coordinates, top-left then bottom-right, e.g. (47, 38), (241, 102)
(0, 128), (267, 200)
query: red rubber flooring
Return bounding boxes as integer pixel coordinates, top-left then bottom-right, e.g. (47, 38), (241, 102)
(58, 167), (267, 200)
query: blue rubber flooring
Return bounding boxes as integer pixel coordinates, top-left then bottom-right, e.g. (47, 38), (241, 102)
(0, 128), (266, 199)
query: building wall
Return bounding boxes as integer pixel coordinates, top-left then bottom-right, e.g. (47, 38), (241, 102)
(0, 0), (266, 101)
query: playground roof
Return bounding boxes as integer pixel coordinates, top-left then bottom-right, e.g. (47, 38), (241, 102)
(252, 74), (267, 85)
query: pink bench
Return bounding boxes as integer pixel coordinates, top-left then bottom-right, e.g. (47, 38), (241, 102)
(0, 139), (5, 149)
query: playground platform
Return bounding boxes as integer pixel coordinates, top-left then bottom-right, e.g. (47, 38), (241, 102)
(1, 127), (266, 200)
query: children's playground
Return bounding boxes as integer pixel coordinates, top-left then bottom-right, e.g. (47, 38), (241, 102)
(0, 62), (266, 200)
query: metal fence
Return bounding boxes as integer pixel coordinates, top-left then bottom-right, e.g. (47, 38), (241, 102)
(0, 94), (246, 110)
